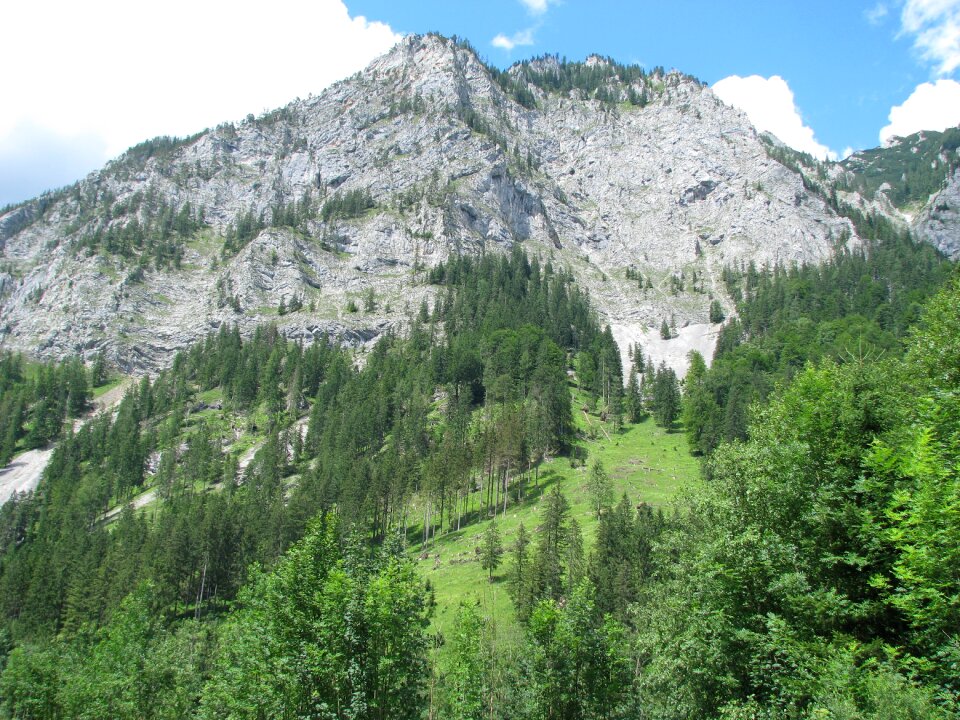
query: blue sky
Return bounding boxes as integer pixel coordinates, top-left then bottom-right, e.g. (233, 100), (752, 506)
(350, 0), (960, 159)
(2, 0), (959, 207)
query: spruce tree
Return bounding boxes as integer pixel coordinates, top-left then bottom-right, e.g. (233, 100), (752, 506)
(652, 362), (681, 428)
(588, 458), (613, 517)
(480, 522), (504, 581)
(625, 368), (643, 423)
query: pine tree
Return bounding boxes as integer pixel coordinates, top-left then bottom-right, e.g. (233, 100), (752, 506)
(587, 458), (613, 517)
(480, 522), (504, 581)
(652, 362), (681, 427)
(709, 299), (725, 324)
(632, 344), (645, 373)
(625, 368), (643, 423)
(565, 518), (585, 596)
(510, 523), (533, 617)
(91, 351), (108, 387)
(531, 487), (570, 603)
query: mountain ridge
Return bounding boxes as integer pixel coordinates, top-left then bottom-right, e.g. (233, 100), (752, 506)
(0, 34), (902, 374)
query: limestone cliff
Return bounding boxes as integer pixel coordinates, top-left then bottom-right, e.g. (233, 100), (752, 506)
(0, 34), (858, 375)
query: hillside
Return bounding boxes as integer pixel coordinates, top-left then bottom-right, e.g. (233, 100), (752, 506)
(0, 32), (958, 720)
(765, 125), (960, 260)
(0, 34), (856, 378)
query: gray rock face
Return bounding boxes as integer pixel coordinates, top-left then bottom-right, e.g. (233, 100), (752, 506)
(0, 34), (857, 373)
(914, 167), (960, 260)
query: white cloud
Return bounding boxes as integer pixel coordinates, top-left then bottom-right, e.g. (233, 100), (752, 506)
(520, 0), (551, 15)
(879, 78), (960, 143)
(865, 2), (889, 25)
(0, 0), (401, 205)
(901, 0), (960, 75)
(492, 28), (536, 51)
(712, 75), (837, 161)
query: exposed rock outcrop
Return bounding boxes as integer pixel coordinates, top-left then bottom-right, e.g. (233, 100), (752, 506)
(914, 167), (960, 260)
(0, 34), (858, 374)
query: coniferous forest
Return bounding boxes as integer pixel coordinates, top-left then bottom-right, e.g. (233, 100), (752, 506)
(0, 235), (958, 719)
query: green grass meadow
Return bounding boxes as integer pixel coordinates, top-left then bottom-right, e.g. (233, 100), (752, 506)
(414, 403), (701, 640)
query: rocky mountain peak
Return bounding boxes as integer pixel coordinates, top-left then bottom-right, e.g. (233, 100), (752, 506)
(0, 35), (862, 376)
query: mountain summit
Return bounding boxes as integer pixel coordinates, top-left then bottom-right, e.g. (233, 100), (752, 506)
(0, 34), (863, 372)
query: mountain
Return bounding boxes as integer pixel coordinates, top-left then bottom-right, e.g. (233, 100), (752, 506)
(787, 126), (960, 259)
(0, 34), (860, 374)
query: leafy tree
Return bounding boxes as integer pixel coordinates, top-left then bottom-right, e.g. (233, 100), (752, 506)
(200, 519), (431, 719)
(527, 580), (631, 719)
(443, 602), (489, 720)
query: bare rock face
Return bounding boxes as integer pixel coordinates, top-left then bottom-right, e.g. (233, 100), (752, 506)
(914, 168), (960, 260)
(0, 34), (857, 374)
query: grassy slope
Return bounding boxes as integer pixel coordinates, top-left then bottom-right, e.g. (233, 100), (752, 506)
(414, 390), (701, 641)
(92, 371), (700, 644)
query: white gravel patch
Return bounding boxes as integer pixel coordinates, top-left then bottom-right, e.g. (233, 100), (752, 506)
(611, 321), (720, 380)
(0, 448), (54, 505)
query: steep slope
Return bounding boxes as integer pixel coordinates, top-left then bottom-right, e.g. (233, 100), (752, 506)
(813, 126), (960, 259)
(0, 34), (855, 373)
(914, 166), (960, 258)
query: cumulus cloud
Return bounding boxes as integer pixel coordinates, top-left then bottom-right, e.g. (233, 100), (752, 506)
(492, 28), (536, 51)
(712, 75), (837, 161)
(901, 0), (960, 75)
(0, 0), (401, 206)
(879, 78), (960, 143)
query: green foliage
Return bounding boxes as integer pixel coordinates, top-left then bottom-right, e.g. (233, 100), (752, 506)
(623, 367), (644, 423)
(632, 278), (960, 715)
(510, 487), (593, 622)
(480, 522), (504, 580)
(199, 518), (431, 720)
(527, 580), (632, 719)
(493, 53), (678, 109)
(441, 602), (491, 719)
(222, 208), (265, 255)
(0, 352), (95, 464)
(77, 196), (204, 269)
(1, 583), (209, 720)
(651, 362), (681, 428)
(113, 134), (204, 175)
(709, 299), (725, 324)
(586, 458), (612, 517)
(321, 188), (375, 222)
(685, 227), (950, 455)
(837, 126), (960, 208)
(589, 495), (664, 623)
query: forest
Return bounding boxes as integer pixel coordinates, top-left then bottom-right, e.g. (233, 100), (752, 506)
(0, 232), (957, 718)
